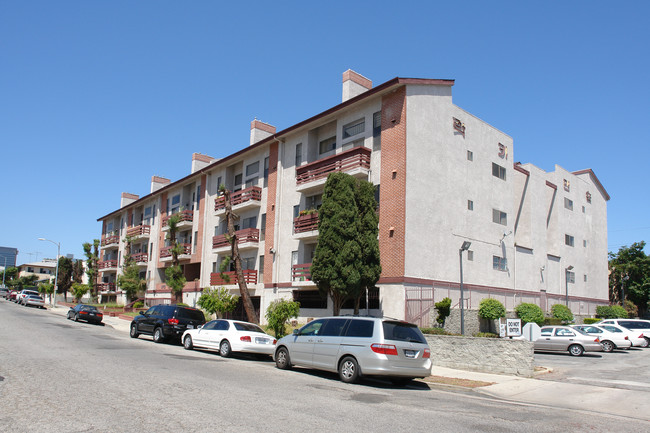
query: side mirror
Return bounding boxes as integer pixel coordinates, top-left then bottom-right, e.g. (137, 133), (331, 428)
(292, 329), (299, 335)
(139, 311), (145, 316)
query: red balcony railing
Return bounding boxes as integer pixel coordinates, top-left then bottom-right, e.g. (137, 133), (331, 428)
(214, 186), (262, 211)
(210, 270), (258, 286)
(162, 210), (193, 227)
(98, 282), (116, 292)
(101, 235), (119, 247)
(292, 263), (312, 281)
(160, 243), (191, 258)
(98, 260), (118, 269)
(212, 228), (260, 249)
(132, 253), (148, 263)
(127, 225), (151, 237)
(294, 212), (319, 233)
(296, 146), (371, 185)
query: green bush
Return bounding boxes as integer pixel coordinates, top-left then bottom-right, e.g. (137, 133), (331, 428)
(420, 327), (449, 335)
(515, 303), (545, 326)
(550, 303), (574, 323)
(610, 305), (628, 318)
(478, 298), (506, 320)
(132, 301), (144, 309)
(624, 300), (638, 318)
(543, 317), (562, 326)
(176, 302), (190, 307)
(596, 305), (628, 319)
(266, 299), (300, 338)
(434, 297), (452, 326)
(473, 332), (499, 338)
(583, 318), (601, 324)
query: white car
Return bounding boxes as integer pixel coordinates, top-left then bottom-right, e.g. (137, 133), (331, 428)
(597, 323), (646, 348)
(182, 319), (276, 357)
(571, 325), (631, 352)
(597, 319), (650, 347)
(17, 290), (40, 305)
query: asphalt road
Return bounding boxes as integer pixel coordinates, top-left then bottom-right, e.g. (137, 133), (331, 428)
(1, 300), (647, 433)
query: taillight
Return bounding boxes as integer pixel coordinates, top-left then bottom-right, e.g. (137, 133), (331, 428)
(640, 334), (645, 338)
(80, 311), (88, 315)
(370, 344), (398, 355)
(273, 339), (277, 345)
(423, 348), (431, 358)
(168, 318), (179, 325)
(97, 313), (103, 317)
(240, 336), (251, 342)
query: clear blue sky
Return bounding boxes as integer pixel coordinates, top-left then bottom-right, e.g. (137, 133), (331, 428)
(2, 1), (648, 266)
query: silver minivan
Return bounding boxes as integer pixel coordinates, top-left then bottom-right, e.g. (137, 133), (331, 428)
(273, 316), (431, 384)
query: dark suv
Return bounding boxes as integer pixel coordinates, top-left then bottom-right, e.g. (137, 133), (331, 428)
(130, 305), (206, 343)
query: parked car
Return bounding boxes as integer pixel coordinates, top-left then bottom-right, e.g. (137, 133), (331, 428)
(17, 289), (40, 305)
(23, 295), (46, 309)
(0, 287), (9, 298)
(596, 323), (646, 347)
(130, 305), (206, 343)
(571, 325), (631, 352)
(182, 319), (276, 357)
(67, 304), (104, 325)
(535, 326), (603, 356)
(8, 290), (18, 301)
(274, 316), (432, 384)
(596, 319), (650, 347)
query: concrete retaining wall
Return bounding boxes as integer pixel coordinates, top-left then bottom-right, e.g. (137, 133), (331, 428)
(425, 334), (534, 377)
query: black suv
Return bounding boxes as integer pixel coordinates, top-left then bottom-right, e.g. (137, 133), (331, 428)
(130, 305), (206, 343)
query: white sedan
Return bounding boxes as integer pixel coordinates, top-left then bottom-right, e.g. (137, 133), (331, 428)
(597, 323), (646, 348)
(572, 325), (632, 352)
(182, 319), (276, 357)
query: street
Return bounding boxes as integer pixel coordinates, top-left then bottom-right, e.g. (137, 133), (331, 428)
(1, 300), (648, 432)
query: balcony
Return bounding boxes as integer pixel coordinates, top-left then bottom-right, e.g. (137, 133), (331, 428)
(126, 225), (151, 239)
(160, 243), (191, 261)
(162, 210), (194, 231)
(100, 235), (119, 249)
(292, 263), (312, 282)
(132, 253), (148, 264)
(98, 282), (116, 292)
(212, 228), (260, 253)
(98, 260), (118, 271)
(293, 212), (319, 240)
(296, 146), (371, 192)
(210, 270), (258, 286)
(214, 186), (262, 215)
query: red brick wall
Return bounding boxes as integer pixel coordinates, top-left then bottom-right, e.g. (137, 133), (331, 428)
(379, 87), (407, 278)
(263, 141), (279, 285)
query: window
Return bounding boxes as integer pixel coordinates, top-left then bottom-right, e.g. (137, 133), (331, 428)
(306, 194), (322, 211)
(242, 216), (257, 230)
(216, 176), (222, 191)
(260, 213), (266, 241)
(345, 319), (374, 337)
(492, 163), (506, 180)
(555, 328), (575, 337)
(234, 174), (243, 191)
(246, 161), (259, 177)
(565, 234), (575, 247)
(193, 231), (198, 253)
(564, 179), (570, 192)
(144, 206), (152, 225)
(493, 256), (507, 271)
(320, 318), (348, 336)
(241, 256), (255, 270)
(492, 209), (507, 226)
(564, 198), (573, 211)
(374, 184), (380, 208)
(293, 290), (327, 309)
(342, 119), (365, 139)
(259, 255), (264, 280)
(263, 157), (269, 187)
(540, 328), (552, 337)
(468, 200), (474, 211)
(467, 150), (473, 161)
(372, 111), (381, 150)
(467, 250), (474, 261)
(295, 143), (302, 166)
(293, 205), (300, 219)
(567, 271), (575, 283)
(583, 240), (587, 248)
(586, 192), (592, 203)
(171, 194), (181, 214)
(297, 318), (326, 335)
(245, 177), (258, 188)
(152, 205), (156, 224)
(319, 137), (336, 155)
(584, 274), (588, 282)
(149, 243), (153, 261)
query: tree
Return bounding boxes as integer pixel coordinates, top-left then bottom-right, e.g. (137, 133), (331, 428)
(478, 298), (506, 333)
(118, 236), (146, 302)
(70, 283), (90, 302)
(434, 297), (452, 327)
(57, 257), (74, 302)
(265, 299), (300, 338)
(38, 281), (54, 299)
(220, 184), (258, 323)
(354, 179), (381, 314)
(72, 260), (84, 284)
(550, 303), (574, 323)
(311, 173), (363, 316)
(609, 241), (650, 317)
(83, 240), (100, 302)
(515, 303), (544, 326)
(0, 266), (19, 285)
(197, 287), (239, 319)
(165, 214), (187, 304)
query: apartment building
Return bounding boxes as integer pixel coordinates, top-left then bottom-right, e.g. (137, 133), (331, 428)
(97, 70), (610, 323)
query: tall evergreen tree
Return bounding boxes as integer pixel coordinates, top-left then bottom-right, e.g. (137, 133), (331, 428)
(57, 256), (74, 302)
(118, 236), (146, 302)
(83, 240), (100, 302)
(609, 241), (650, 317)
(354, 179), (381, 314)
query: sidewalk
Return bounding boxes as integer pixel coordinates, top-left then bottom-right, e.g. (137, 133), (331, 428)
(47, 305), (650, 421)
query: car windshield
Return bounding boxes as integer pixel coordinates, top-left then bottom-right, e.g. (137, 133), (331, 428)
(233, 322), (264, 333)
(382, 321), (426, 344)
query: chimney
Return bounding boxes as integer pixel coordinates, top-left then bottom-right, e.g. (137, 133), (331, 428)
(342, 69), (372, 102)
(120, 192), (139, 208)
(150, 176), (170, 193)
(250, 119), (276, 146)
(191, 153), (216, 173)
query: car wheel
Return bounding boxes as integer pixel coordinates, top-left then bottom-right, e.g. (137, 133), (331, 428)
(568, 344), (584, 356)
(339, 356), (360, 384)
(74, 313), (79, 322)
(275, 347), (291, 370)
(183, 335), (193, 350)
(67, 312), (72, 320)
(153, 327), (164, 343)
(601, 340), (614, 353)
(130, 323), (139, 338)
(219, 340), (232, 357)
(643, 337), (650, 348)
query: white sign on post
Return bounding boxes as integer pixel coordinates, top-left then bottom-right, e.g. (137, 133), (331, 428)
(506, 318), (522, 337)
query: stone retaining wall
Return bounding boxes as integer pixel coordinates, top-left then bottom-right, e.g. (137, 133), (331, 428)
(425, 334), (534, 377)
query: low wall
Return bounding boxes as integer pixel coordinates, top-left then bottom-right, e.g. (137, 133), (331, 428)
(425, 334), (534, 377)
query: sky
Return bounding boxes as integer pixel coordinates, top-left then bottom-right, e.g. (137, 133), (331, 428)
(1, 1), (649, 266)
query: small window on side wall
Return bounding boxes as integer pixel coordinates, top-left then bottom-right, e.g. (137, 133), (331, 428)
(319, 137), (336, 155)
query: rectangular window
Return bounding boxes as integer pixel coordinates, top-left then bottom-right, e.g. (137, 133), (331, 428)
(293, 205), (300, 219)
(306, 194), (322, 211)
(144, 206), (152, 225)
(584, 274), (588, 282)
(259, 255), (264, 280)
(567, 271), (575, 284)
(467, 250), (474, 261)
(493, 256), (507, 271)
(196, 185), (201, 205)
(372, 111), (381, 150)
(565, 234), (575, 247)
(583, 240), (587, 247)
(245, 177), (258, 189)
(246, 161), (259, 177)
(216, 176), (222, 191)
(564, 197), (573, 211)
(293, 290), (328, 309)
(468, 200), (474, 211)
(152, 205), (156, 224)
(467, 150), (473, 161)
(242, 216), (257, 230)
(492, 163), (506, 180)
(171, 194), (181, 214)
(319, 136), (336, 155)
(295, 143), (303, 166)
(260, 213), (266, 241)
(193, 231), (198, 253)
(234, 174), (243, 191)
(374, 184), (380, 208)
(149, 243), (153, 261)
(342, 118), (365, 139)
(263, 157), (269, 187)
(492, 209), (507, 225)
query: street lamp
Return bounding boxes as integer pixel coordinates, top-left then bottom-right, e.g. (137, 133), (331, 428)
(622, 273), (629, 304)
(38, 238), (60, 307)
(459, 241), (471, 335)
(565, 265), (574, 307)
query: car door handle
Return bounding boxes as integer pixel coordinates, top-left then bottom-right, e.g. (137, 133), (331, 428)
(317, 339), (323, 343)
(308, 338), (314, 343)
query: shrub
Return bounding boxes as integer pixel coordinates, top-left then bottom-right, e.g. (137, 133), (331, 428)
(434, 297), (452, 326)
(515, 303), (544, 326)
(583, 318), (601, 324)
(266, 299), (300, 338)
(610, 305), (628, 318)
(132, 301), (144, 309)
(474, 332), (500, 338)
(197, 287), (238, 319)
(624, 300), (638, 318)
(420, 327), (449, 335)
(550, 303), (574, 323)
(596, 305), (628, 319)
(176, 302), (190, 307)
(543, 317), (562, 326)
(478, 299), (506, 320)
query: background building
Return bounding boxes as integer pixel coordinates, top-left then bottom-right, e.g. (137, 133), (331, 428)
(0, 246), (18, 270)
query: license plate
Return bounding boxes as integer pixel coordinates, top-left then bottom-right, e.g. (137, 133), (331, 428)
(404, 349), (417, 359)
(187, 325), (194, 329)
(255, 337), (269, 344)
